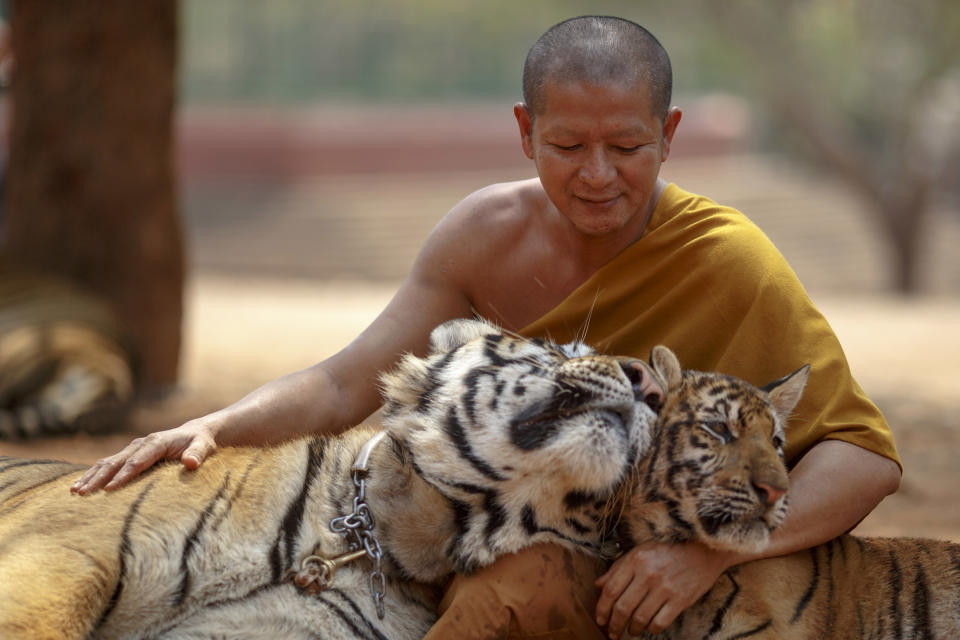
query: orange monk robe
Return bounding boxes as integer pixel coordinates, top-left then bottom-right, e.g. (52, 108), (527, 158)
(521, 184), (900, 469)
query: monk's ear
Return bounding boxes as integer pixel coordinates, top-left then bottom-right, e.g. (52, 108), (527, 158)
(660, 106), (682, 162)
(650, 345), (682, 391)
(514, 102), (534, 160)
(761, 364), (810, 421)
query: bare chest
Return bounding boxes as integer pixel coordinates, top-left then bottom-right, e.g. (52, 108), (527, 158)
(469, 254), (595, 332)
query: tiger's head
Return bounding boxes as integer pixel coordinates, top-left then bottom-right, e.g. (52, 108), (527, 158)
(624, 346), (809, 554)
(376, 318), (662, 575)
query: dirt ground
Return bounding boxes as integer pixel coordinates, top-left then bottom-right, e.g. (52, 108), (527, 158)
(2, 275), (958, 543)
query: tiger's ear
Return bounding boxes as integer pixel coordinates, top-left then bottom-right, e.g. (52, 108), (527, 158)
(761, 364), (810, 420)
(650, 345), (682, 391)
(428, 318), (502, 354)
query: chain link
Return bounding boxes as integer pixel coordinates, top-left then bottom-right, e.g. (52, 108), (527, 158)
(329, 470), (387, 619)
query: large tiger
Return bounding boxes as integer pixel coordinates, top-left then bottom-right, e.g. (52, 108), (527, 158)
(0, 261), (136, 438)
(0, 318), (660, 640)
(621, 345), (960, 640)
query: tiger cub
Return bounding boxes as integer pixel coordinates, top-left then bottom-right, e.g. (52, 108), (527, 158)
(0, 262), (136, 438)
(622, 345), (960, 640)
(0, 318), (659, 640)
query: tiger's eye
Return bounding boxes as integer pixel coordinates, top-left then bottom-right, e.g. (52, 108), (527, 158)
(700, 420), (732, 443)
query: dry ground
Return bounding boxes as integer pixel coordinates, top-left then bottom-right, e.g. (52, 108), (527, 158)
(2, 276), (958, 542)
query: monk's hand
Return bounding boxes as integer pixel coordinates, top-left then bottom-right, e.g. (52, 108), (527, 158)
(594, 540), (733, 638)
(71, 419), (217, 495)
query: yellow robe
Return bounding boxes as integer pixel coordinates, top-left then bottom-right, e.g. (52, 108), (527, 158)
(521, 184), (900, 469)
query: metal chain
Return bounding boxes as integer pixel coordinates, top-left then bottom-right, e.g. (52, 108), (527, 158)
(329, 470), (387, 619)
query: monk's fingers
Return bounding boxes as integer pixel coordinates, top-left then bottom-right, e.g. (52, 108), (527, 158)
(595, 559), (636, 628)
(70, 461), (113, 495)
(101, 432), (189, 491)
(70, 420), (220, 496)
(180, 434), (216, 470)
(71, 462), (104, 492)
(71, 437), (151, 495)
(604, 581), (659, 640)
(634, 599), (683, 636)
(624, 593), (670, 637)
(73, 431), (180, 495)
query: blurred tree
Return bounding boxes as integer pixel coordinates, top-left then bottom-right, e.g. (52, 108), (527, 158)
(701, 0), (960, 294)
(2, 0), (183, 391)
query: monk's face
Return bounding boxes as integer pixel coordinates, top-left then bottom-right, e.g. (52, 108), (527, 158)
(515, 77), (679, 237)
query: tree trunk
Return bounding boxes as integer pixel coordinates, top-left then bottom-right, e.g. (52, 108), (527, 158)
(877, 192), (928, 296)
(3, 0), (182, 392)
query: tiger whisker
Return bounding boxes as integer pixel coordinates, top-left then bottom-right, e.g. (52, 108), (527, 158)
(575, 291), (601, 347)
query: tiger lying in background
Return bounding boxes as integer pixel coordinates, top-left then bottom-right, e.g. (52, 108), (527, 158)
(0, 262), (136, 438)
(0, 318), (659, 640)
(622, 345), (960, 640)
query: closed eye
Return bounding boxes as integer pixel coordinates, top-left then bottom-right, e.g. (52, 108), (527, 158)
(615, 144), (643, 153)
(700, 420), (733, 443)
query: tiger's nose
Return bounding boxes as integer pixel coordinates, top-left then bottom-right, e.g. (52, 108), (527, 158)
(752, 480), (786, 505)
(617, 358), (664, 413)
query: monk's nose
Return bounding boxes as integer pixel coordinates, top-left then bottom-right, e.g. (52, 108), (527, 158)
(578, 148), (616, 186)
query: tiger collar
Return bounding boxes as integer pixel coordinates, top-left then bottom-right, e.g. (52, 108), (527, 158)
(288, 431), (390, 618)
(353, 429), (389, 473)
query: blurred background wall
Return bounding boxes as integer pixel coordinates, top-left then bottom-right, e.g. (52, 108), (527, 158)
(177, 0), (960, 294)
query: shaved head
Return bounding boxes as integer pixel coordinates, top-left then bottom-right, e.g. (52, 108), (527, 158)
(522, 16), (672, 122)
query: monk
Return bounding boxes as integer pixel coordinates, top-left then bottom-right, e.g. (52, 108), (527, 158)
(72, 16), (900, 639)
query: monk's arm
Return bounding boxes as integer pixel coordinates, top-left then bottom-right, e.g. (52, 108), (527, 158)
(71, 195), (493, 494)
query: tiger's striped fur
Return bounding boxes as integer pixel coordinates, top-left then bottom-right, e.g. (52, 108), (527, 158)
(0, 262), (136, 438)
(624, 346), (960, 639)
(0, 318), (658, 639)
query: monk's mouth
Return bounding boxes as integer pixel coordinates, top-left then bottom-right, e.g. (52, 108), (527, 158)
(576, 195), (620, 207)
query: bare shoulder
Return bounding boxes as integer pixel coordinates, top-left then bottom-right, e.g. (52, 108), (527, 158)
(415, 178), (547, 274)
(443, 177), (546, 233)
(406, 177), (572, 329)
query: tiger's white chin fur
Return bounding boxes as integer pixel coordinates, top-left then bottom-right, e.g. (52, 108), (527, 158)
(698, 510), (781, 554)
(692, 493), (790, 553)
